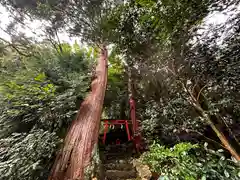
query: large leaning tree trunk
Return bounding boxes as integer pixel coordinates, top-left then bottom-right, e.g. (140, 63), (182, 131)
(49, 45), (108, 180)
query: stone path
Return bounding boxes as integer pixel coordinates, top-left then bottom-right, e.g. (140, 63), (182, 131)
(101, 143), (138, 180)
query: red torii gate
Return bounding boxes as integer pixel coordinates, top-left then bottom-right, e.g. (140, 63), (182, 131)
(102, 97), (142, 152)
(102, 120), (131, 143)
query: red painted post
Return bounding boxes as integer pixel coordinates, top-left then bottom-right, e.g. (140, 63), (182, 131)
(116, 139), (121, 145)
(125, 120), (131, 141)
(103, 120), (109, 144)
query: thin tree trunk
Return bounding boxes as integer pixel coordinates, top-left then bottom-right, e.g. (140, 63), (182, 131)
(168, 46), (240, 160)
(167, 65), (240, 160)
(203, 112), (240, 161)
(49, 45), (108, 180)
(184, 83), (240, 161)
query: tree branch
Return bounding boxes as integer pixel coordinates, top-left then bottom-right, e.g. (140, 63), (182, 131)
(189, 130), (227, 150)
(0, 37), (32, 57)
(197, 83), (208, 101)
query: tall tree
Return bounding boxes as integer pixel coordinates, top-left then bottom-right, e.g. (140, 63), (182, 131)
(49, 46), (108, 180)
(0, 0), (119, 179)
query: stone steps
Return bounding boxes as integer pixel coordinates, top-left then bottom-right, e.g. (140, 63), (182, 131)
(102, 144), (138, 180)
(104, 158), (137, 180)
(105, 169), (137, 180)
(103, 162), (133, 171)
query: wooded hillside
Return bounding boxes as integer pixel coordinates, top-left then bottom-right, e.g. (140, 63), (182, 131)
(0, 0), (240, 179)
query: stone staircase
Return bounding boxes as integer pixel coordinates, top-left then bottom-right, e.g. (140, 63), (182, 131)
(101, 143), (138, 180)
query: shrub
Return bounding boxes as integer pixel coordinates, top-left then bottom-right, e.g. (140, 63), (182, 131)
(0, 129), (60, 180)
(142, 142), (240, 180)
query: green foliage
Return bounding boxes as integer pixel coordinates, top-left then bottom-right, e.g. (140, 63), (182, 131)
(0, 73), (55, 136)
(0, 130), (60, 180)
(101, 0), (240, 152)
(0, 42), (91, 179)
(142, 142), (240, 180)
(1, 0), (116, 44)
(1, 0), (240, 179)
(104, 47), (127, 118)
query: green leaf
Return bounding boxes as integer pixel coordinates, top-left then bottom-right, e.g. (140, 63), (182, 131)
(224, 170), (230, 178)
(34, 73), (46, 82)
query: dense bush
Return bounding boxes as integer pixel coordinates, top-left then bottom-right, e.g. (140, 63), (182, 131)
(142, 142), (240, 180)
(0, 43), (91, 179)
(0, 130), (60, 180)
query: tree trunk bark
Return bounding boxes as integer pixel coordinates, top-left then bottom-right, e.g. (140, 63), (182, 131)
(49, 45), (108, 180)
